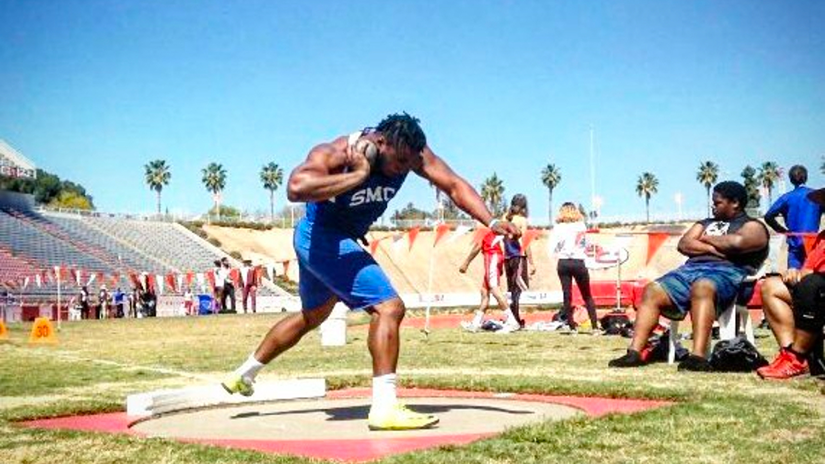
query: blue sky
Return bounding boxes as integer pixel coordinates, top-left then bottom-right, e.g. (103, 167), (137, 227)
(1, 0), (823, 222)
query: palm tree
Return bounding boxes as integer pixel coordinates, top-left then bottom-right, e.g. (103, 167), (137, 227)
(259, 162), (284, 222)
(635, 172), (659, 223)
(144, 160), (171, 216)
(695, 161), (719, 217)
(202, 163), (227, 221)
(480, 173), (505, 217)
(758, 161), (781, 205)
(540, 164), (562, 224)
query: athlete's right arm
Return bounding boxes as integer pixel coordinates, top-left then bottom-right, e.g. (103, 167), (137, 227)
(287, 142), (371, 203)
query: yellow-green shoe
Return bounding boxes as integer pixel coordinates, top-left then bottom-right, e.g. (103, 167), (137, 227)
(367, 404), (439, 431)
(221, 375), (254, 397)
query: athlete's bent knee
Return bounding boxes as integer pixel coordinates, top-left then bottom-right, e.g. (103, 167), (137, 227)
(373, 298), (406, 320)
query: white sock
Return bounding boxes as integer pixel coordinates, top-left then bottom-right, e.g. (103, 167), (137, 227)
(234, 353), (265, 381)
(371, 373), (398, 412)
(472, 310), (484, 326)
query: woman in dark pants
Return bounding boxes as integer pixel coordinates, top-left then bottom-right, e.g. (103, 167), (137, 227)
(503, 194), (535, 327)
(549, 202), (599, 333)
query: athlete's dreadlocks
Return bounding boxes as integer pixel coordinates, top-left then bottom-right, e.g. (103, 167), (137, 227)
(376, 112), (427, 154)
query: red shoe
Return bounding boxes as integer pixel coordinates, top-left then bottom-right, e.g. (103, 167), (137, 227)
(757, 349), (809, 380)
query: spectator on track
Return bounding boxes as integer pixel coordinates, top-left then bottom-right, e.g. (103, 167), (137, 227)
(764, 165), (823, 269)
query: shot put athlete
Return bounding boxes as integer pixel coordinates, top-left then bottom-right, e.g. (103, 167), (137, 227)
(222, 113), (519, 430)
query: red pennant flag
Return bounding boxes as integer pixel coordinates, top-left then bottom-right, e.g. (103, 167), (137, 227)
(146, 274), (156, 292)
(370, 237), (385, 255)
(646, 233), (669, 265)
(165, 274), (177, 293)
(128, 272), (141, 290)
(434, 223), (451, 247)
(407, 227), (421, 251)
(70, 269), (79, 286)
(521, 229), (541, 253)
(111, 272), (120, 288)
(230, 268), (241, 288)
(96, 271), (105, 285)
(472, 227), (491, 245)
(206, 270), (216, 288)
(254, 266), (264, 283)
(185, 271), (194, 287)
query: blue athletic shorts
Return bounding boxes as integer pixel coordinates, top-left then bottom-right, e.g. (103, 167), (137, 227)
(655, 262), (749, 321)
(293, 220), (398, 311)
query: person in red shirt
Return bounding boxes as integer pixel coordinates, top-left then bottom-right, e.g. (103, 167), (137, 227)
(459, 228), (518, 332)
(758, 187), (825, 380)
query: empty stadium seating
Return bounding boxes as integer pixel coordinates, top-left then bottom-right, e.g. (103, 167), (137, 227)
(0, 207), (285, 298)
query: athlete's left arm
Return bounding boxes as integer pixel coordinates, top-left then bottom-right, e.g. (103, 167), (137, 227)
(700, 221), (769, 255)
(416, 147), (520, 237)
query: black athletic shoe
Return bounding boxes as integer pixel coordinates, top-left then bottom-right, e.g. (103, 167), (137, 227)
(677, 354), (712, 372)
(608, 349), (647, 368)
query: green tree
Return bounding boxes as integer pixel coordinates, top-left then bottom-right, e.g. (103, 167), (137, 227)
(207, 204), (241, 219)
(541, 164), (562, 223)
(741, 165), (760, 210)
(144, 159), (171, 215)
(635, 172), (659, 223)
(480, 173), (506, 217)
(696, 161), (719, 217)
(1, 168), (94, 209)
(259, 162), (284, 222)
(758, 161), (780, 205)
(48, 191), (93, 210)
(202, 163), (227, 221)
(392, 202), (431, 221)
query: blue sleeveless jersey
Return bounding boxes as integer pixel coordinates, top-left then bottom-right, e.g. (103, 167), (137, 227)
(304, 170), (407, 238)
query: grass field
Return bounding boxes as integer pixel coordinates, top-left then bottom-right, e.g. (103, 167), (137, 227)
(1, 312), (824, 464)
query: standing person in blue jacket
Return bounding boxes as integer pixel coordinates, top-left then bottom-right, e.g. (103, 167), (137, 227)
(765, 165), (823, 269)
(221, 113), (519, 431)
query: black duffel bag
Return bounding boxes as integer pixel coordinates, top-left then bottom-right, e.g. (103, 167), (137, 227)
(709, 336), (769, 372)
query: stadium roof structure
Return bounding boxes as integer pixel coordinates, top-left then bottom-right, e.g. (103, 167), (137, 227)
(0, 139), (37, 179)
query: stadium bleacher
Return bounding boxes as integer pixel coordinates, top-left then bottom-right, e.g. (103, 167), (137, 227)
(0, 206), (285, 298)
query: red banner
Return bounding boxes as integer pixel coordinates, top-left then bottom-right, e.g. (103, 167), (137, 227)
(128, 272), (141, 290)
(433, 223), (451, 247)
(206, 270), (215, 288)
(407, 227), (421, 251)
(165, 274), (177, 293)
(185, 271), (194, 287)
(370, 237), (385, 255)
(146, 274), (156, 291)
(230, 268), (241, 288)
(646, 233), (669, 265)
(521, 229), (541, 253)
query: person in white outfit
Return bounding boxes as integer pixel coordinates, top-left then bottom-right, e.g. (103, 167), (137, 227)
(548, 202), (599, 333)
